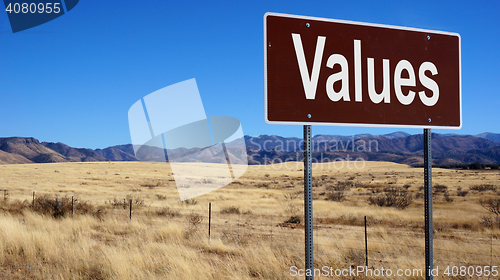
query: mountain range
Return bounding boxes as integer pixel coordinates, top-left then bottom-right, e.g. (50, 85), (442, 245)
(0, 132), (499, 166)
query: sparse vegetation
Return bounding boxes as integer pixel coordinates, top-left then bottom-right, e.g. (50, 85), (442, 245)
(444, 191), (453, 203)
(480, 215), (500, 228)
(181, 198), (198, 206)
(325, 191), (346, 202)
(106, 196), (144, 208)
(184, 212), (203, 239)
(457, 189), (469, 197)
(0, 161), (499, 279)
(471, 184), (497, 192)
(367, 187), (413, 209)
(479, 198), (500, 228)
(343, 248), (365, 266)
(155, 206), (180, 217)
(480, 198), (500, 216)
(284, 215), (301, 224)
(1, 195), (93, 218)
(155, 194), (167, 200)
(283, 193), (300, 215)
(334, 180), (355, 190)
(220, 206), (240, 214)
(434, 184), (448, 193)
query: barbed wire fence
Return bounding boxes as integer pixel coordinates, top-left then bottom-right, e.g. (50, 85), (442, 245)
(1, 188), (500, 270)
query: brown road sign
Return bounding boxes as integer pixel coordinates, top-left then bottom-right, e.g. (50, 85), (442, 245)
(264, 13), (461, 129)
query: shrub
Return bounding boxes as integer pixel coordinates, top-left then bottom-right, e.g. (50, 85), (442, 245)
(259, 182), (270, 188)
(327, 180), (354, 192)
(184, 212), (203, 239)
(220, 206), (240, 214)
(283, 193), (300, 215)
(156, 194), (167, 200)
(284, 215), (301, 224)
(434, 184), (448, 193)
(32, 195), (93, 218)
(480, 198), (500, 216)
(188, 212), (203, 226)
(457, 190), (469, 197)
(72, 198), (94, 214)
(182, 198), (198, 206)
(367, 187), (413, 209)
(469, 162), (482, 170)
(107, 198), (126, 208)
(338, 214), (360, 226)
(444, 192), (453, 203)
(325, 191), (346, 202)
(343, 249), (365, 266)
(480, 215), (500, 228)
(107, 196), (144, 209)
(34, 196), (68, 218)
(141, 184), (156, 189)
(471, 184), (497, 192)
(128, 195), (144, 206)
(336, 180), (354, 190)
(156, 207), (180, 217)
(0, 199), (30, 215)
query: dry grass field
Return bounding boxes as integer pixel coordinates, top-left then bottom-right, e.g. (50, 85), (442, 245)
(0, 161), (500, 279)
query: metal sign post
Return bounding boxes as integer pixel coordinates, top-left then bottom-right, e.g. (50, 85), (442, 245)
(424, 128), (433, 279)
(303, 125), (314, 279)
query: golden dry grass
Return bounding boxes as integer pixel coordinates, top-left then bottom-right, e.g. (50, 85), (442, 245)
(0, 161), (499, 279)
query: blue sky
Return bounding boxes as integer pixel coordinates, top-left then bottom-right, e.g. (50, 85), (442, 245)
(1, 0), (499, 149)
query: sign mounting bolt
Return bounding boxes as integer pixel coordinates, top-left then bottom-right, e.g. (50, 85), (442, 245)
(428, 118), (431, 122)
(427, 35), (430, 40)
(306, 23), (310, 27)
(307, 114), (311, 118)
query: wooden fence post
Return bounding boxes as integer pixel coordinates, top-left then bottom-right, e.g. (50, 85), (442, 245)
(365, 216), (368, 267)
(208, 202), (212, 241)
(129, 199), (132, 220)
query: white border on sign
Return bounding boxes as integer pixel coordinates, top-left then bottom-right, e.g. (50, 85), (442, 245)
(263, 12), (462, 130)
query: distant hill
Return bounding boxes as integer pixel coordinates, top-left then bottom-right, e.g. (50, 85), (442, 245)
(243, 133), (499, 166)
(0, 137), (66, 163)
(464, 145), (500, 163)
(94, 145), (138, 161)
(0, 149), (32, 164)
(476, 132), (500, 143)
(0, 132), (498, 166)
(0, 137), (133, 164)
(380, 131), (411, 139)
(358, 134), (497, 154)
(41, 142), (105, 162)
